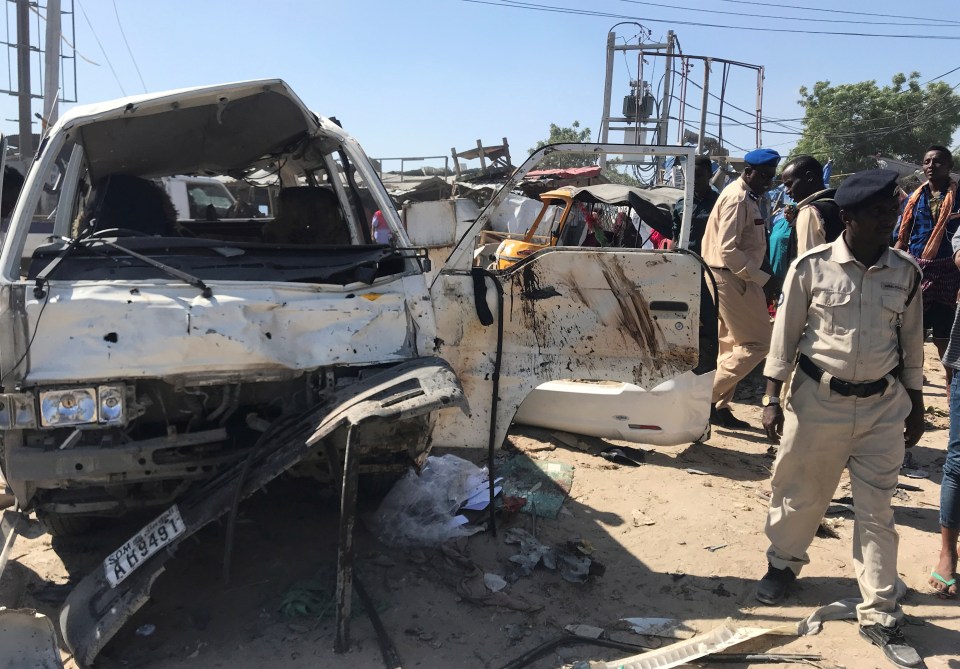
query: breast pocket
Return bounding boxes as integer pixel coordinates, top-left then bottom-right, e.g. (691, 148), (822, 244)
(881, 293), (907, 331)
(811, 290), (853, 335)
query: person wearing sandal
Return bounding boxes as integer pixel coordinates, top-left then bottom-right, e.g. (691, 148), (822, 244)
(931, 231), (960, 599)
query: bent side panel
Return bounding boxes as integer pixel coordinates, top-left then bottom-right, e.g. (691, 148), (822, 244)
(431, 248), (710, 449)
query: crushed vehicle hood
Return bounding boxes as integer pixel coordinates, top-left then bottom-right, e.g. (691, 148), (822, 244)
(50, 79), (322, 180)
(20, 281), (419, 384)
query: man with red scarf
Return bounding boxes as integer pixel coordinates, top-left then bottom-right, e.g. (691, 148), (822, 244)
(895, 145), (960, 389)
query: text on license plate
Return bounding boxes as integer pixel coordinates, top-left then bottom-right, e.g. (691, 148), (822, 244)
(103, 504), (185, 588)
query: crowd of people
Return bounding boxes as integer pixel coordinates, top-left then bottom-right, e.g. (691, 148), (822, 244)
(683, 146), (960, 669)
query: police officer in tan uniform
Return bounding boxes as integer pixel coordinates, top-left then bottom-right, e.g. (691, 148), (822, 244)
(757, 169), (926, 669)
(701, 148), (780, 428)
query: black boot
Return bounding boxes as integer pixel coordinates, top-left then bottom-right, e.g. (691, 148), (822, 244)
(710, 404), (750, 429)
(859, 623), (925, 669)
(755, 562), (796, 604)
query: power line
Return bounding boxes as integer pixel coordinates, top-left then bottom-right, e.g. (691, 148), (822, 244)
(77, 0), (125, 96)
(716, 0), (960, 26)
(111, 0), (146, 93)
(618, 0), (951, 27)
(463, 0), (960, 40)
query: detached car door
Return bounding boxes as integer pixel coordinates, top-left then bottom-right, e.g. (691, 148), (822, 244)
(428, 143), (717, 450)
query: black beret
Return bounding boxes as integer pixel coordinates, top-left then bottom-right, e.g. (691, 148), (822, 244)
(834, 169), (900, 209)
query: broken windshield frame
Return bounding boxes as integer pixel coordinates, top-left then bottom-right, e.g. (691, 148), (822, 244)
(34, 232), (213, 298)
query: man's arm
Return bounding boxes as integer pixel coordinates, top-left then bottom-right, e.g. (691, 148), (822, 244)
(716, 197), (770, 285)
(761, 261), (809, 441)
(795, 206), (825, 255)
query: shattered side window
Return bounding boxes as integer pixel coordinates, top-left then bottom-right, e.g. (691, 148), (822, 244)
(328, 155), (377, 245)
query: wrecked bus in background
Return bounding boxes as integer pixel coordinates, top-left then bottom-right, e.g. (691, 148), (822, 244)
(0, 80), (715, 664)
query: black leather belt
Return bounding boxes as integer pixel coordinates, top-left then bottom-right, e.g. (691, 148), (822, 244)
(798, 355), (895, 398)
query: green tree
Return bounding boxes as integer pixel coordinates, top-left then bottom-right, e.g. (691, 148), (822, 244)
(529, 120), (642, 184)
(792, 73), (960, 176)
(529, 121), (596, 168)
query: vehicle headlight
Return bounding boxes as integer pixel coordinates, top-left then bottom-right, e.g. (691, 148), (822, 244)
(39, 388), (97, 427)
(1, 385), (128, 429)
(0, 393), (37, 429)
(98, 385), (125, 425)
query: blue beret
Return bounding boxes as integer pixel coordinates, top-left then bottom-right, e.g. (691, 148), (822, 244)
(743, 148), (781, 167)
(834, 169), (900, 209)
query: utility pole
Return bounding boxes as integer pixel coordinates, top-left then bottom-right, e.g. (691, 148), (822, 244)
(598, 29), (675, 178)
(697, 59), (711, 155)
(16, 0), (33, 162)
(44, 0), (62, 129)
(599, 31), (616, 169)
(654, 31), (675, 178)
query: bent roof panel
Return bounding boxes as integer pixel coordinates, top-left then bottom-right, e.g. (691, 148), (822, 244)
(51, 80), (321, 180)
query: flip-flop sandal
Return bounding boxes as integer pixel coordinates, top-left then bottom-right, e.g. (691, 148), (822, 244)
(929, 571), (958, 598)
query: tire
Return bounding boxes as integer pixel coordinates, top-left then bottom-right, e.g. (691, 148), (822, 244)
(40, 513), (96, 537)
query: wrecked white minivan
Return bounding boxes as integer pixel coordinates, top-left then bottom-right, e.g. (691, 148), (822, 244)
(0, 80), (715, 664)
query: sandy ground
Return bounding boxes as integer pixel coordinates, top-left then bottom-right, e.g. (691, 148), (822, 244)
(2, 343), (959, 669)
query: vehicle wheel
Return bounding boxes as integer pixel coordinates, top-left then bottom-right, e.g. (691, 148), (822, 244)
(40, 513), (96, 537)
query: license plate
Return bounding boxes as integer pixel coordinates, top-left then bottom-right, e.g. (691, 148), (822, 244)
(103, 505), (185, 588)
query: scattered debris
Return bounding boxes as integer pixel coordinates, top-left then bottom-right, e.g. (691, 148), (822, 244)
(599, 446), (646, 467)
(135, 624), (156, 637)
(501, 457), (575, 519)
(901, 468), (929, 479)
(499, 634), (651, 669)
(621, 617), (696, 639)
(631, 510), (656, 527)
(457, 567), (542, 612)
(704, 543), (728, 552)
(550, 430), (596, 452)
(817, 518), (843, 539)
(501, 496), (528, 513)
(897, 482), (923, 492)
(370, 455), (490, 546)
(570, 538), (595, 556)
(825, 502), (854, 515)
(565, 624), (605, 639)
(685, 467), (713, 476)
(595, 618), (786, 669)
(503, 528), (597, 583)
(483, 573), (507, 592)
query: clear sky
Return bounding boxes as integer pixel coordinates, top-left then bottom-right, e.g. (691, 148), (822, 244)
(1, 0), (958, 170)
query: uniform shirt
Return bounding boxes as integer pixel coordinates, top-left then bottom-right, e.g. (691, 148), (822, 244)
(795, 204), (826, 255)
(764, 235), (923, 390)
(700, 176), (770, 285)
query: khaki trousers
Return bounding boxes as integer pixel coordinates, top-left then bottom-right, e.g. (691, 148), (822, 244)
(765, 370), (910, 627)
(712, 269), (771, 408)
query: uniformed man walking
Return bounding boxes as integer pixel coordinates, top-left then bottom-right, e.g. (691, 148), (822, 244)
(701, 148), (780, 428)
(757, 169), (926, 669)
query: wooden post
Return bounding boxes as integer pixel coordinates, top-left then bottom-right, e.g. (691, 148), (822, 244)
(451, 147), (461, 179)
(502, 137), (511, 167)
(476, 139), (487, 175)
